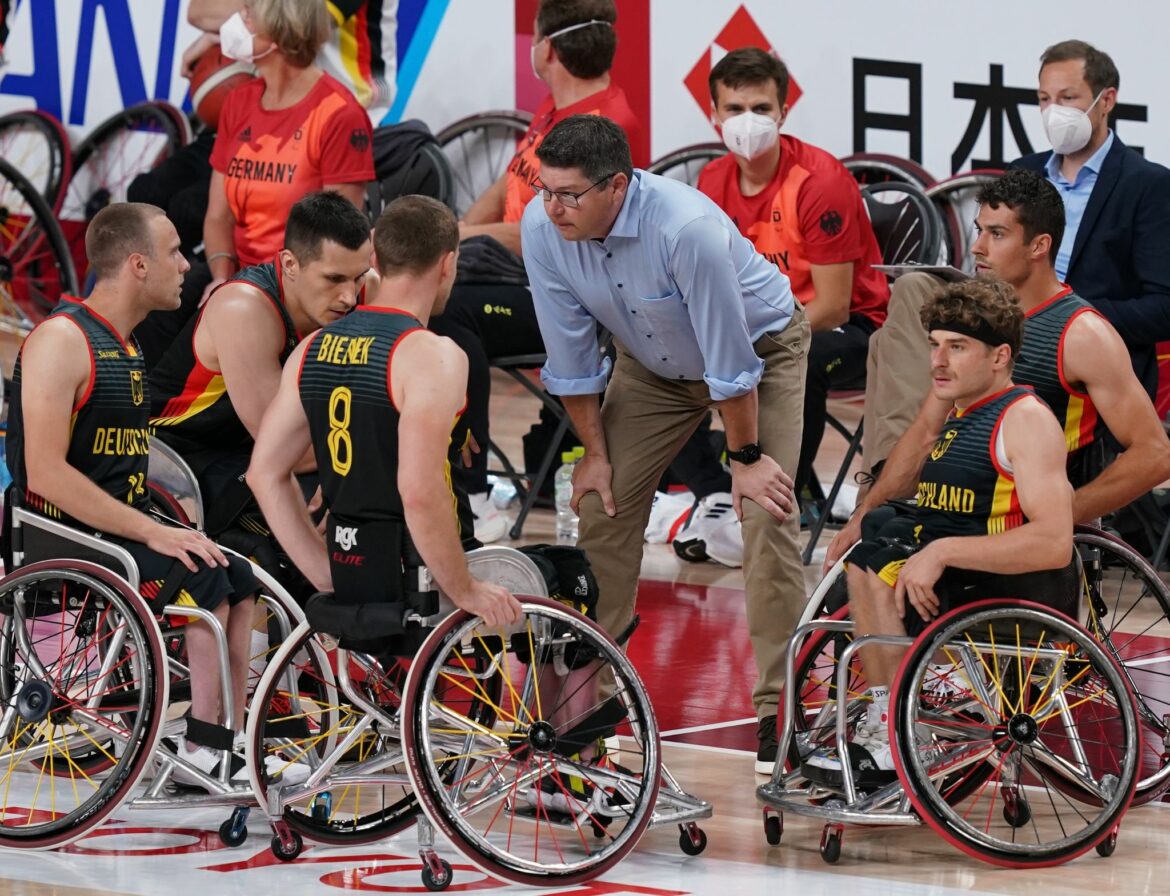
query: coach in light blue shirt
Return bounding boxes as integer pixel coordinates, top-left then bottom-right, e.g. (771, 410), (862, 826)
(521, 114), (811, 769)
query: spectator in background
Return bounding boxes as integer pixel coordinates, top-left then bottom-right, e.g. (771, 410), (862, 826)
(697, 47), (888, 520)
(429, 0), (645, 543)
(858, 39), (1170, 484)
(131, 0), (391, 368)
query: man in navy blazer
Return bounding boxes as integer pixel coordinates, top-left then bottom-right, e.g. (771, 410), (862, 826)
(1013, 39), (1170, 399)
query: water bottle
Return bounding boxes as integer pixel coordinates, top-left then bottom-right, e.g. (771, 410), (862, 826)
(554, 449), (579, 545)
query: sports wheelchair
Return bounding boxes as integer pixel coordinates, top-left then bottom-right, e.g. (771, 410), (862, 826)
(757, 537), (1153, 867)
(247, 545), (713, 889)
(0, 488), (306, 849)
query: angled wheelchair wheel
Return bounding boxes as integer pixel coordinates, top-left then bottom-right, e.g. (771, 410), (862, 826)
(840, 153), (936, 190)
(0, 109), (73, 213)
(246, 621), (422, 845)
(0, 561), (168, 849)
(436, 110), (531, 218)
(402, 595), (661, 887)
(1076, 527), (1170, 803)
(784, 607), (868, 769)
(61, 102), (185, 288)
(646, 143), (726, 187)
(0, 155), (79, 325)
(891, 600), (1137, 868)
(923, 170), (1003, 270)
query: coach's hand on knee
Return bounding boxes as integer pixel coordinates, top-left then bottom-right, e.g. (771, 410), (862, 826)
(732, 454), (795, 523)
(571, 453), (616, 517)
(455, 578), (523, 628)
(145, 522), (229, 572)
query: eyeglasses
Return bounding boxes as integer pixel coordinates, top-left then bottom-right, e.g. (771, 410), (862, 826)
(531, 173), (617, 208)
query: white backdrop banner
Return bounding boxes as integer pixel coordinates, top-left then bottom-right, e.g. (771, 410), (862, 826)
(0, 0), (1164, 175)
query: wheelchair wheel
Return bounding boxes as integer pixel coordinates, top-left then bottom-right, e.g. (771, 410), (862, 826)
(840, 153), (936, 189)
(436, 110), (531, 218)
(61, 102), (186, 287)
(402, 595), (661, 887)
(646, 143), (726, 187)
(891, 600), (1138, 868)
(923, 170), (1003, 270)
(0, 156), (79, 325)
(0, 561), (168, 848)
(785, 607), (868, 768)
(1076, 527), (1170, 803)
(0, 109), (73, 213)
(246, 621), (424, 845)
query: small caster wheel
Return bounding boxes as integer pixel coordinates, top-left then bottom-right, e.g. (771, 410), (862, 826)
(764, 813), (783, 846)
(1096, 829), (1118, 857)
(421, 858), (453, 891)
(820, 824), (843, 864)
(591, 820), (607, 838)
(271, 829), (304, 862)
(1002, 796), (1030, 828)
(218, 816), (248, 847)
(678, 824), (707, 856)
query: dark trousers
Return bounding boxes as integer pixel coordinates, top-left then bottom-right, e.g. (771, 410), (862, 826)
(795, 315), (876, 499)
(127, 132), (214, 255)
(430, 281), (543, 494)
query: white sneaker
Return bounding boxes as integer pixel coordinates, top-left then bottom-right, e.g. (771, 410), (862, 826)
(644, 490), (694, 544)
(469, 491), (507, 543)
(170, 738), (246, 789)
(672, 492), (742, 567)
(262, 751), (312, 785)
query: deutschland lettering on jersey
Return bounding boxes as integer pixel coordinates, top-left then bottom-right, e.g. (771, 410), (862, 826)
(6, 299), (151, 521)
(150, 262), (300, 455)
(916, 386), (1034, 539)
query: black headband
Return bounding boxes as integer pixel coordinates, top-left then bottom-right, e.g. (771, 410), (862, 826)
(926, 318), (1013, 350)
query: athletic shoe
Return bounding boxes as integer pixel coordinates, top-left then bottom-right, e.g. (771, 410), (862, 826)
(755, 714), (778, 775)
(801, 723), (895, 790)
(672, 492), (741, 566)
(167, 737), (246, 790)
(644, 490), (694, 544)
(469, 491), (507, 543)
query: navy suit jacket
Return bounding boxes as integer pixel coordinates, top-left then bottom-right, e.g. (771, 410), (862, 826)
(1013, 137), (1170, 398)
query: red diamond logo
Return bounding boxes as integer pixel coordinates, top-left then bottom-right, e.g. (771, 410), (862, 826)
(684, 5), (802, 127)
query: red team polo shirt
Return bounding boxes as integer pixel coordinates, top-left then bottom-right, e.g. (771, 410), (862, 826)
(698, 134), (889, 327)
(211, 73), (375, 267)
(503, 83), (646, 224)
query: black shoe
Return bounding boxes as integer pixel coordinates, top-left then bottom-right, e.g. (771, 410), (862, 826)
(755, 715), (778, 775)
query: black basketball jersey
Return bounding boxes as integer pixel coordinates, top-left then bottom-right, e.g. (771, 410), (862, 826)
(1016, 286), (1100, 453)
(7, 298), (151, 520)
(150, 263), (299, 454)
(300, 307), (439, 524)
(916, 386), (1034, 539)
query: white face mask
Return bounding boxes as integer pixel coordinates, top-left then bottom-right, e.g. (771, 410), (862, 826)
(219, 11), (274, 64)
(1041, 91), (1103, 156)
(719, 111), (780, 161)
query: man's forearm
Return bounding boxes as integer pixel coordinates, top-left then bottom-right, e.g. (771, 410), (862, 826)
(402, 476), (473, 600)
(561, 394), (607, 459)
(459, 222), (521, 256)
(250, 471), (330, 589)
(28, 462), (156, 543)
(714, 389), (758, 450)
(1073, 443), (1170, 523)
(929, 523), (1073, 575)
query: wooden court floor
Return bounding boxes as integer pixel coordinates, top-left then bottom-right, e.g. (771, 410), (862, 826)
(2, 370), (1170, 895)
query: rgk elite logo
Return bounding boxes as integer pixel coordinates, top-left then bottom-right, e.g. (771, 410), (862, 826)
(335, 525), (358, 551)
(683, 6), (802, 126)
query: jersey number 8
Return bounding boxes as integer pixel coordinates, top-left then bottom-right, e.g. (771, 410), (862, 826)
(327, 386), (353, 476)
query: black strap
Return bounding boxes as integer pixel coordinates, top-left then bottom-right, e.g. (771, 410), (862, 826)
(142, 558), (191, 614)
(184, 714), (235, 751)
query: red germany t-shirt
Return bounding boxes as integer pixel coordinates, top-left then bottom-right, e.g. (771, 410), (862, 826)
(698, 135), (888, 326)
(503, 82), (646, 224)
(211, 73), (375, 266)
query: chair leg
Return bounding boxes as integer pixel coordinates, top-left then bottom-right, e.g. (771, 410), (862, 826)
(802, 419), (864, 566)
(508, 413), (573, 541)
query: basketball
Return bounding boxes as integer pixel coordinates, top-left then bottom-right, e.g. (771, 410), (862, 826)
(189, 46), (254, 130)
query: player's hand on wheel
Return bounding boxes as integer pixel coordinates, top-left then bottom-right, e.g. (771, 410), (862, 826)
(453, 578), (523, 628)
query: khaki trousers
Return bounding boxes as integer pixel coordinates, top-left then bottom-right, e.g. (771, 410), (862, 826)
(577, 305), (811, 719)
(861, 272), (940, 473)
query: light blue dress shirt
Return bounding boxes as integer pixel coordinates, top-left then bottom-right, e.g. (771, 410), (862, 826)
(521, 171), (797, 401)
(1044, 129), (1114, 280)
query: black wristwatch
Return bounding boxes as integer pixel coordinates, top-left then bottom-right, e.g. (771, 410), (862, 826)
(727, 442), (762, 465)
